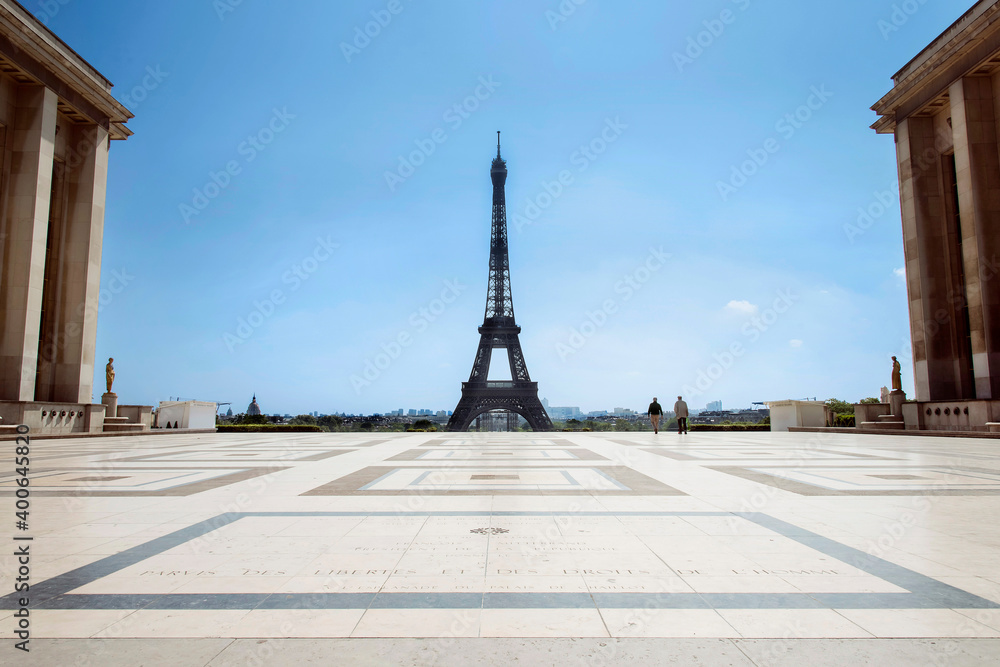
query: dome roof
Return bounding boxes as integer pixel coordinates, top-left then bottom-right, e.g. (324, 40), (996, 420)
(247, 394), (261, 416)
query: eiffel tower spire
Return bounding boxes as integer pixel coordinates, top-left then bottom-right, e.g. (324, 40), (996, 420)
(485, 131), (514, 324)
(447, 135), (553, 432)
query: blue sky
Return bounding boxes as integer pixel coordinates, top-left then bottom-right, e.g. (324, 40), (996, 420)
(34, 0), (969, 415)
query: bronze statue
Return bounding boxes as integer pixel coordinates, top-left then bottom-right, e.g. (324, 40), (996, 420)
(891, 356), (902, 392)
(106, 357), (115, 393)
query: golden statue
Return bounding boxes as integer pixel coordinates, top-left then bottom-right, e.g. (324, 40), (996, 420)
(106, 358), (115, 393)
(891, 356), (902, 392)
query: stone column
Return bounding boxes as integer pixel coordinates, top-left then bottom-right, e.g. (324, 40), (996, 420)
(0, 86), (57, 402)
(952, 76), (1000, 399)
(895, 115), (959, 400)
(49, 123), (109, 403)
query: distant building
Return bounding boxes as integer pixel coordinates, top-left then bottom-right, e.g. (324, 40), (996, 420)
(247, 395), (262, 416)
(548, 406), (583, 420)
(408, 409), (417, 417)
(706, 400), (723, 411)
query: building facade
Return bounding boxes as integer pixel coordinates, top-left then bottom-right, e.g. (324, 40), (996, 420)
(0, 1), (133, 434)
(872, 0), (1000, 431)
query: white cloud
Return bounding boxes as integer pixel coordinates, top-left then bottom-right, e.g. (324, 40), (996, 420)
(789, 339), (804, 348)
(725, 300), (758, 316)
(893, 267), (906, 279)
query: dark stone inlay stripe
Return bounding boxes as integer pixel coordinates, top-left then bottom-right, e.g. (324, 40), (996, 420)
(484, 592), (596, 609)
(0, 512), (244, 606)
(19, 467), (291, 497)
(642, 448), (699, 461)
(20, 591), (999, 611)
(150, 594), (272, 610)
(371, 593), (483, 609)
(3, 511), (997, 613)
(738, 512), (1000, 609)
(301, 466), (684, 496)
(592, 593), (709, 609)
(710, 466), (1000, 496)
(696, 593), (826, 609)
(386, 448), (608, 462)
(258, 593), (375, 609)
(296, 450), (356, 462)
(37, 594), (161, 610)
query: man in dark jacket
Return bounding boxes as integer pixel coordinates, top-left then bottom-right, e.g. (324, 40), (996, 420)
(647, 397), (663, 434)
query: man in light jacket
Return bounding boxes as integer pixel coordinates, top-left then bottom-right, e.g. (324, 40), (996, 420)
(674, 396), (689, 434)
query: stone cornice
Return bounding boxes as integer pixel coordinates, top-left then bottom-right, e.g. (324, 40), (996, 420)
(0, 0), (131, 139)
(871, 0), (1000, 134)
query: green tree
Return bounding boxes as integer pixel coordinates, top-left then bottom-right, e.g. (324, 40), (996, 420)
(412, 419), (434, 430)
(235, 413), (268, 425)
(318, 415), (344, 431)
(825, 398), (854, 415)
(859, 397), (880, 404)
(289, 414), (318, 426)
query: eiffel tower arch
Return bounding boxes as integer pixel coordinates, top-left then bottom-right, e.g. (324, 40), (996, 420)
(447, 134), (553, 433)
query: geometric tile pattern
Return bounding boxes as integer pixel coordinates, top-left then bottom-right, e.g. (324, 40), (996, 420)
(301, 465), (684, 495)
(1, 511), (996, 612)
(709, 465), (1000, 495)
(4, 430), (1000, 644)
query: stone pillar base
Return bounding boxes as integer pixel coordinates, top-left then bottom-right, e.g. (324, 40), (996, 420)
(101, 392), (118, 419)
(890, 389), (906, 419)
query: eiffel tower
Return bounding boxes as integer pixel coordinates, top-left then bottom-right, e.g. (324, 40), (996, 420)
(446, 134), (553, 432)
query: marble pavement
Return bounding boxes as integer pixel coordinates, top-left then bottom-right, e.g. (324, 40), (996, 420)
(2, 430), (1000, 665)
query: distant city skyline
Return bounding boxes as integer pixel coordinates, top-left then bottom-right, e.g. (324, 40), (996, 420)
(35, 1), (945, 415)
(231, 396), (752, 418)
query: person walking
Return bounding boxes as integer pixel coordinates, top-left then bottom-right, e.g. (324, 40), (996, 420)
(647, 397), (664, 434)
(674, 395), (689, 434)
